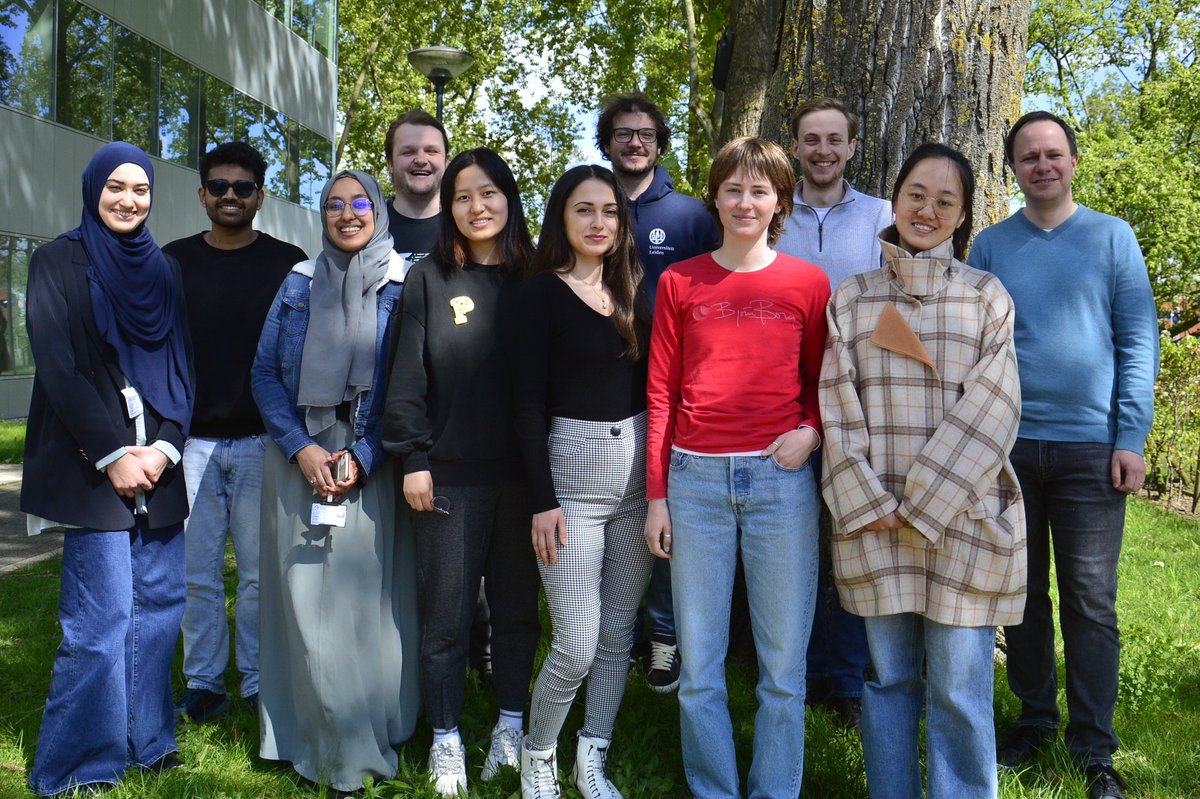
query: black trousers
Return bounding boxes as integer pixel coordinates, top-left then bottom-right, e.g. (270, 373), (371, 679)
(411, 482), (541, 729)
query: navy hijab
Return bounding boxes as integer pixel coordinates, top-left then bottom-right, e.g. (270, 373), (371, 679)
(62, 142), (192, 431)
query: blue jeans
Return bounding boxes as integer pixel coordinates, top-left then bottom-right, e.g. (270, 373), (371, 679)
(1004, 439), (1125, 764)
(181, 435), (266, 697)
(645, 558), (676, 637)
(861, 614), (997, 799)
(29, 520), (185, 796)
(668, 452), (819, 799)
(806, 451), (868, 697)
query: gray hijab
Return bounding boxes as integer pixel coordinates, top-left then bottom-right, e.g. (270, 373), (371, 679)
(297, 169), (394, 436)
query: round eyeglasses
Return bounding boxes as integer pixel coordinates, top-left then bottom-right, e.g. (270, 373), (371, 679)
(323, 197), (374, 217)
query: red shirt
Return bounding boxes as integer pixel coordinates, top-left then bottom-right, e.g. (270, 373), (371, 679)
(646, 252), (830, 499)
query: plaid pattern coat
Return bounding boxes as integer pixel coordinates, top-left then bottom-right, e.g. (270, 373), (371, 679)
(819, 235), (1027, 627)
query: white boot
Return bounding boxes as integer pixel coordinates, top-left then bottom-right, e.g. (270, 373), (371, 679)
(573, 735), (623, 799)
(520, 741), (560, 799)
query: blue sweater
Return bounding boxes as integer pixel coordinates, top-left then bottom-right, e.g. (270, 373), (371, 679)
(968, 206), (1158, 454)
(775, 180), (892, 291)
(628, 165), (718, 307)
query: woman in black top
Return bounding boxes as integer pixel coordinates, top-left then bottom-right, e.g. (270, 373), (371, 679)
(382, 148), (541, 796)
(512, 165), (653, 799)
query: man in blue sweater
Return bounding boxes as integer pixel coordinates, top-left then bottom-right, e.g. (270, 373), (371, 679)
(775, 98), (892, 732)
(598, 92), (717, 692)
(969, 111), (1158, 799)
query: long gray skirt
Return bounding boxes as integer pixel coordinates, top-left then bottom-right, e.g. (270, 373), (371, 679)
(257, 421), (420, 791)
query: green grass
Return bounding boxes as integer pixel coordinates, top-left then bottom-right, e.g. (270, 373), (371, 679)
(1, 497), (1198, 797)
(0, 420), (24, 464)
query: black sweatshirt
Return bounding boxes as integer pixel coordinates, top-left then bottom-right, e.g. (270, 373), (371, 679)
(381, 258), (525, 486)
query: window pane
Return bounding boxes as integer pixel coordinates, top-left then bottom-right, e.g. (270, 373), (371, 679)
(253, 0), (288, 23)
(55, 0), (112, 138)
(313, 0), (336, 60)
(291, 0), (315, 47)
(201, 73), (237, 152)
(159, 51), (199, 167)
(0, 0), (55, 117)
(260, 107), (296, 202)
(9, 236), (40, 375)
(297, 125), (330, 210)
(0, 236), (11, 375)
(234, 92), (261, 142)
(111, 26), (156, 153)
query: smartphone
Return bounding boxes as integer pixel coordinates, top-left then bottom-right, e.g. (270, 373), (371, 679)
(335, 452), (351, 483)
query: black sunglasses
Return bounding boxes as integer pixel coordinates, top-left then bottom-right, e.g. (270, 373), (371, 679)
(204, 179), (260, 198)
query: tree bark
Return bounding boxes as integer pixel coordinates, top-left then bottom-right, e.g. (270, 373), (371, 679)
(722, 0), (1032, 226)
(718, 0), (787, 143)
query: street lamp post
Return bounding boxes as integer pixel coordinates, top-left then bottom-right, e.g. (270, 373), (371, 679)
(407, 46), (475, 122)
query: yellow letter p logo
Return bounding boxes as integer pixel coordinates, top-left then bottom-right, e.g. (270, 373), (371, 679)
(449, 296), (475, 325)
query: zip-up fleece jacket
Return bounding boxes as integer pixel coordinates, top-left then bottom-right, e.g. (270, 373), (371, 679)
(776, 179), (892, 292)
(627, 165), (719, 308)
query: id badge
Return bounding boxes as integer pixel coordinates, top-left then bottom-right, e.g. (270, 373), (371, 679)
(310, 502), (347, 528)
(120, 386), (143, 419)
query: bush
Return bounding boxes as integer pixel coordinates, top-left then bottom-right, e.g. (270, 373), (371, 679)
(1144, 334), (1200, 508)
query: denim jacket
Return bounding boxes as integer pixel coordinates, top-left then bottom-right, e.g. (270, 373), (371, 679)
(251, 251), (406, 476)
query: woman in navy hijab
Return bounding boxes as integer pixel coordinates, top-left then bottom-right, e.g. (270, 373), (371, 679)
(22, 141), (193, 796)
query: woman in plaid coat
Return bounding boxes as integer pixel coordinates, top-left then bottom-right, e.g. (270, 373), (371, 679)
(820, 143), (1026, 799)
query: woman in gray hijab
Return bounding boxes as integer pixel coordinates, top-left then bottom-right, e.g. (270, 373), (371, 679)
(251, 170), (420, 797)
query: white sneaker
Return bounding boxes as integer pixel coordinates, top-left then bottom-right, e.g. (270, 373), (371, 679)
(428, 740), (467, 797)
(482, 721), (523, 781)
(520, 741), (560, 799)
(573, 735), (623, 799)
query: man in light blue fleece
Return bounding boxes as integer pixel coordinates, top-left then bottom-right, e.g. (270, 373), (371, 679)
(969, 110), (1158, 799)
(775, 97), (892, 731)
(775, 98), (892, 292)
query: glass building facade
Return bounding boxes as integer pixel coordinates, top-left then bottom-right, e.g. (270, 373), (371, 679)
(0, 0), (336, 412)
(0, 0), (335, 208)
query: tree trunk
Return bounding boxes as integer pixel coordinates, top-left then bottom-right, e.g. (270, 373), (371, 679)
(722, 0), (1032, 226)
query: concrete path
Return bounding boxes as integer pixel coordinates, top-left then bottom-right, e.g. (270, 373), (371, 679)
(0, 465), (65, 575)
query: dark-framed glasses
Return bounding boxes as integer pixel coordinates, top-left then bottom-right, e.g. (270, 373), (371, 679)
(204, 179), (260, 198)
(899, 190), (961, 219)
(323, 197), (374, 217)
(613, 127), (658, 144)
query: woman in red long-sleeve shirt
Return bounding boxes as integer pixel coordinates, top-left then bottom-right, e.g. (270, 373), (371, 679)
(643, 137), (829, 799)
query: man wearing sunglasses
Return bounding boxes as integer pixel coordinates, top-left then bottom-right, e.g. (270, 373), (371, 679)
(164, 142), (307, 725)
(596, 92), (717, 695)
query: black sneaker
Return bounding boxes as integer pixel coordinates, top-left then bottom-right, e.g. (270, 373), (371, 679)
(996, 724), (1055, 768)
(175, 688), (230, 724)
(242, 692), (259, 713)
(1086, 763), (1126, 799)
(646, 633), (681, 693)
(828, 696), (862, 733)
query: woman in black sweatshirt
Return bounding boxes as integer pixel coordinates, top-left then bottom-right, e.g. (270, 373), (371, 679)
(381, 148), (540, 796)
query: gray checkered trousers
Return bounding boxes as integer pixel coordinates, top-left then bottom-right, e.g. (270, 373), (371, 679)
(526, 412), (655, 750)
